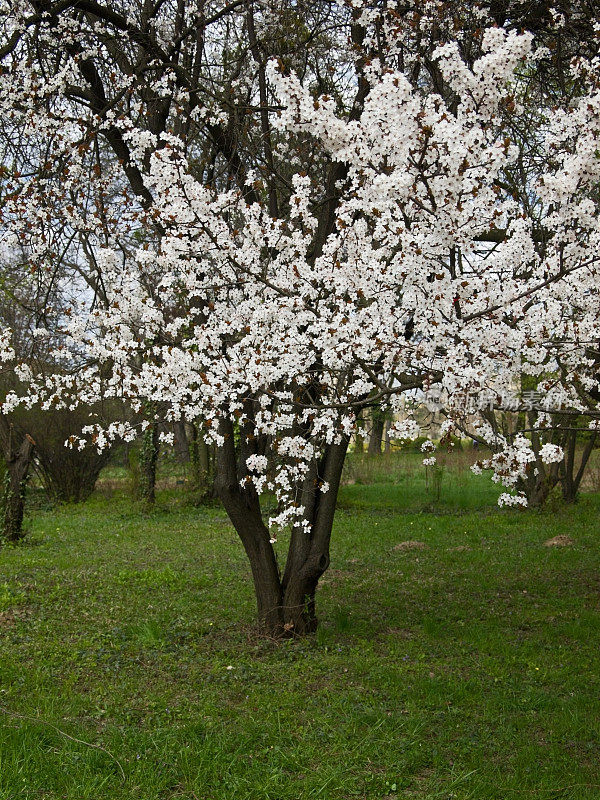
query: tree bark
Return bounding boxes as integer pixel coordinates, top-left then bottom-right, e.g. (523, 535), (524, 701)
(188, 422), (213, 497)
(173, 419), (189, 463)
(520, 458), (560, 508)
(525, 476), (557, 507)
(560, 430), (597, 502)
(368, 413), (384, 455)
(214, 418), (349, 636)
(384, 418), (391, 453)
(354, 409), (365, 453)
(518, 418), (560, 507)
(214, 418), (283, 634)
(281, 437), (349, 634)
(0, 417), (35, 542)
(139, 421), (160, 505)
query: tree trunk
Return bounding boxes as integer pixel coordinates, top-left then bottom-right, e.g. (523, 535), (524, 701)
(214, 418), (283, 634)
(354, 409), (365, 454)
(189, 422), (213, 497)
(368, 413), (384, 455)
(139, 421), (160, 505)
(520, 421), (560, 507)
(0, 417), (35, 543)
(281, 437), (349, 634)
(521, 461), (560, 508)
(561, 430), (597, 502)
(214, 418), (349, 636)
(526, 478), (556, 508)
(173, 419), (189, 463)
(219, 480), (284, 633)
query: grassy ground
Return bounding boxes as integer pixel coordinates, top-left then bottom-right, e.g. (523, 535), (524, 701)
(1, 458), (599, 799)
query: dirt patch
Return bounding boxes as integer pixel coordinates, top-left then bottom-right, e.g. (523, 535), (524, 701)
(0, 608), (29, 629)
(386, 627), (413, 639)
(0, 611), (15, 628)
(543, 535), (574, 547)
(319, 568), (351, 587)
(393, 540), (428, 551)
(448, 545), (471, 552)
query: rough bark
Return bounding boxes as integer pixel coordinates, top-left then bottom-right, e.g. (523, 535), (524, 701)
(521, 458), (559, 508)
(560, 430), (597, 502)
(517, 417), (560, 507)
(0, 417), (35, 542)
(354, 408), (365, 453)
(368, 413), (384, 455)
(214, 417), (349, 636)
(139, 421), (160, 505)
(281, 438), (349, 634)
(524, 474), (558, 507)
(214, 418), (284, 634)
(173, 419), (190, 463)
(188, 422), (213, 497)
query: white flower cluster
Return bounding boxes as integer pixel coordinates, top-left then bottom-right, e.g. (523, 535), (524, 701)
(498, 493), (528, 508)
(0, 329), (15, 363)
(538, 444), (563, 464)
(0, 7), (598, 533)
(471, 431), (565, 507)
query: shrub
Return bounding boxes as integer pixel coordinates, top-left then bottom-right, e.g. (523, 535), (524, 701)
(10, 408), (111, 504)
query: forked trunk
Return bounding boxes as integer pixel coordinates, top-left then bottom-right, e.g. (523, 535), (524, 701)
(560, 430), (596, 503)
(520, 425), (560, 507)
(214, 418), (349, 636)
(281, 439), (348, 634)
(521, 462), (560, 508)
(214, 418), (284, 634)
(215, 487), (284, 635)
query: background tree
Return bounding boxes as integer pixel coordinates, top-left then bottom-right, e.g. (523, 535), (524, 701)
(0, 414), (34, 541)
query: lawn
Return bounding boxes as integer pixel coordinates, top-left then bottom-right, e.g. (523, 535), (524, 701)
(1, 458), (599, 799)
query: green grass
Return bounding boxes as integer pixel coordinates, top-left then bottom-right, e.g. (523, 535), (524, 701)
(1, 468), (600, 799)
(341, 450), (504, 513)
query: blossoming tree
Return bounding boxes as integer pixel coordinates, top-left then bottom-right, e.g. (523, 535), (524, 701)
(1, 0), (599, 633)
